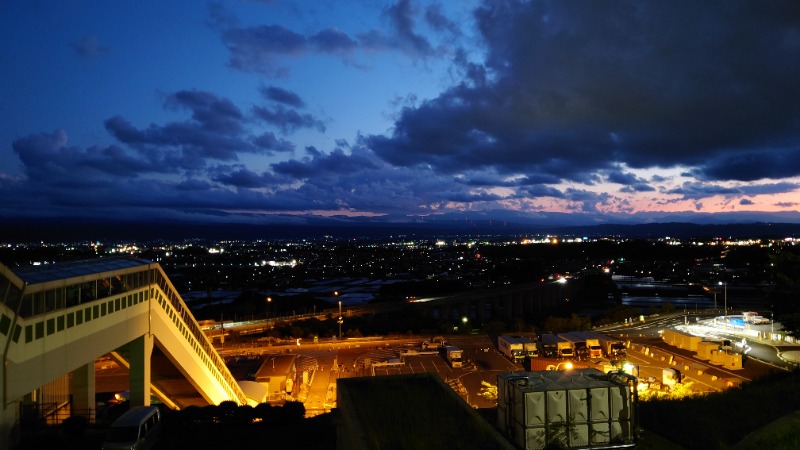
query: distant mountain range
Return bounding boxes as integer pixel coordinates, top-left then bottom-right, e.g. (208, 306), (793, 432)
(2, 210), (800, 242)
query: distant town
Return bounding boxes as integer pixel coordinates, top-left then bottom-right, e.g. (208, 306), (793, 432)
(2, 230), (799, 449)
(1, 232), (797, 331)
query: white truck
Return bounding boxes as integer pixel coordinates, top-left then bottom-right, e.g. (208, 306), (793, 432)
(584, 336), (603, 359)
(445, 346), (464, 368)
(498, 335), (526, 363)
(559, 332), (588, 360)
(523, 337), (539, 358)
(579, 331), (608, 359)
(557, 339), (574, 359)
(597, 334), (627, 359)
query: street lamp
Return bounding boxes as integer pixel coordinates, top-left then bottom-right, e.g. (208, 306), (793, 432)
(338, 300), (343, 340)
(771, 306), (774, 338)
(718, 281), (727, 330)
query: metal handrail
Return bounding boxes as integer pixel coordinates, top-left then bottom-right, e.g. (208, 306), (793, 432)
(150, 265), (248, 405)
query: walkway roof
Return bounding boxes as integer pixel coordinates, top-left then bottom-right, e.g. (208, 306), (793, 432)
(9, 257), (153, 285)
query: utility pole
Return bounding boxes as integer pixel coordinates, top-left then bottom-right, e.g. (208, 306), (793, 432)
(338, 300), (343, 340)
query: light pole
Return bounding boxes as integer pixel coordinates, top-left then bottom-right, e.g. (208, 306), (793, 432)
(719, 281), (727, 330)
(338, 300), (343, 340)
(771, 306), (774, 338)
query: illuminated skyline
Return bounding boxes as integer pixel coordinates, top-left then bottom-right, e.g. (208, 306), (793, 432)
(2, 1), (799, 226)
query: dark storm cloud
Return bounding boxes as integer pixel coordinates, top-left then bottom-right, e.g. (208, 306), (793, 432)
(606, 169), (655, 193)
(272, 147), (378, 179)
(739, 182), (800, 196)
(252, 105), (326, 134)
(105, 115), (250, 163)
(266, 145), (490, 214)
(515, 174), (561, 185)
(692, 148), (800, 182)
(11, 130), (161, 182)
(667, 182), (746, 200)
(425, 3), (461, 37)
(309, 28), (359, 54)
(210, 166), (283, 189)
(458, 171), (559, 187)
(606, 170), (639, 186)
(222, 24), (306, 74)
(445, 191), (502, 203)
(666, 180), (799, 201)
(520, 185), (564, 199)
(261, 86), (305, 108)
(386, 0), (435, 56)
(104, 89), (290, 169)
(253, 131), (295, 153)
(563, 189), (612, 213)
(216, 0), (449, 75)
(619, 184), (655, 194)
(368, 0), (800, 184)
(165, 90), (244, 134)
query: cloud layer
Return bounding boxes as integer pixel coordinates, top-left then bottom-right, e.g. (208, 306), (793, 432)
(2, 0), (800, 225)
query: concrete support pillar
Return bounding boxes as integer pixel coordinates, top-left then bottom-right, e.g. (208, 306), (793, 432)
(129, 334), (153, 407)
(71, 363), (95, 418)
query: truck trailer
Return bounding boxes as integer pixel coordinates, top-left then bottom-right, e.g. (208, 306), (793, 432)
(558, 332), (589, 360)
(498, 335), (527, 363)
(497, 368), (638, 449)
(556, 339), (574, 359)
(539, 333), (560, 358)
(595, 333), (627, 359)
(576, 331), (604, 359)
(523, 338), (539, 359)
(444, 346), (464, 368)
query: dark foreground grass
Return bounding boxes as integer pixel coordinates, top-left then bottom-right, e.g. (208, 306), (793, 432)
(640, 369), (800, 449)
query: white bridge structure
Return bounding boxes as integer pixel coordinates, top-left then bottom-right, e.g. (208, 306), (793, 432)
(0, 258), (256, 448)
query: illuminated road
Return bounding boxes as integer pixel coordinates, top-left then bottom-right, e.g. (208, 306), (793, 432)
(601, 312), (798, 387)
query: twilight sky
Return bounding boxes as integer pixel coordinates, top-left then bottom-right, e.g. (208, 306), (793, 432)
(2, 0), (800, 226)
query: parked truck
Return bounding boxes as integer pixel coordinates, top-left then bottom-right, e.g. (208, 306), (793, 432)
(523, 337), (539, 358)
(498, 335), (527, 363)
(540, 333), (560, 358)
(444, 346), (464, 368)
(578, 331), (608, 359)
(597, 334), (627, 359)
(556, 339), (574, 359)
(583, 336), (603, 359)
(559, 332), (588, 360)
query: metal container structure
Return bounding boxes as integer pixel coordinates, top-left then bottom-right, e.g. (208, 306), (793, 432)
(497, 369), (637, 450)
